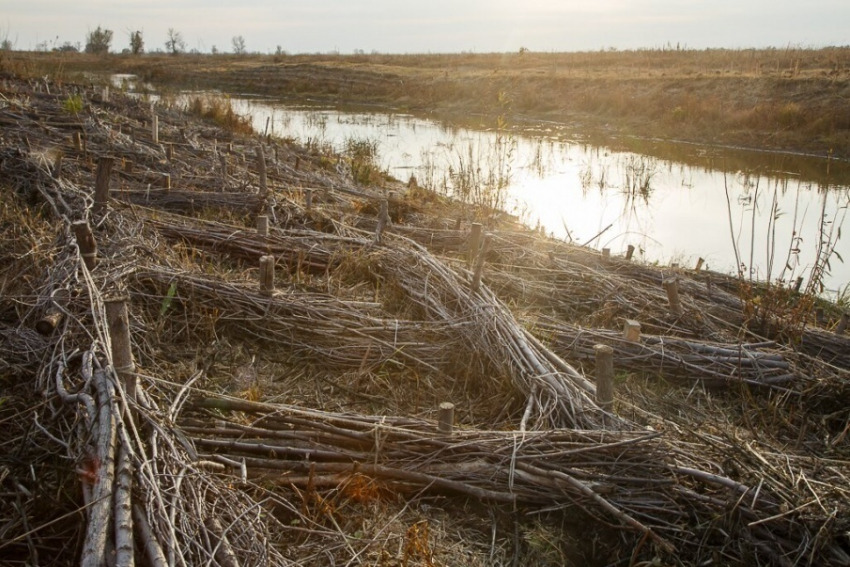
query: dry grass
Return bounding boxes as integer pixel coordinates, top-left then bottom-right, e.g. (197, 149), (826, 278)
(2, 70), (849, 566)
(3, 47), (850, 157)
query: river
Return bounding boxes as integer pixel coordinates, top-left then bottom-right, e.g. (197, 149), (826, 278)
(125, 78), (849, 297)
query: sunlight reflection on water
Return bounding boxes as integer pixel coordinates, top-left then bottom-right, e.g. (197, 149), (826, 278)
(232, 98), (850, 296)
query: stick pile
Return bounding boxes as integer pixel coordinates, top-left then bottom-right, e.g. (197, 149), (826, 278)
(0, 73), (847, 566)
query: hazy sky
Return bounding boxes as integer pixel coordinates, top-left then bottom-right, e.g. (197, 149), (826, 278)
(3, 0), (848, 54)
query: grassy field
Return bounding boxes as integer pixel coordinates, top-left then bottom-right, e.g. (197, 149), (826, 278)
(3, 47), (850, 157)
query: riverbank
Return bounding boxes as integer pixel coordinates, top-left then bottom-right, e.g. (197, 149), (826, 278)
(1, 70), (848, 566)
(3, 47), (850, 159)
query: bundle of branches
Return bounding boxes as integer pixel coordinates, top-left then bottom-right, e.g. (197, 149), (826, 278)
(138, 208), (604, 430)
(133, 265), (459, 375)
(3, 73), (848, 567)
(183, 395), (850, 566)
(533, 318), (802, 389)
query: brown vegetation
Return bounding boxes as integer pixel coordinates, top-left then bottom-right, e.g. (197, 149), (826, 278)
(0, 68), (848, 566)
(3, 46), (850, 158)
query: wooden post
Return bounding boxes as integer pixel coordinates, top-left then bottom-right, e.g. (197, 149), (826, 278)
(625, 245), (635, 261)
(438, 402), (455, 434)
(36, 310), (64, 335)
(259, 255), (275, 296)
(305, 189), (313, 211)
(623, 320), (641, 342)
(256, 147), (268, 197)
(294, 156), (300, 170)
(162, 173), (171, 190)
(51, 152), (64, 180)
(375, 199), (389, 244)
(601, 248), (611, 263)
(72, 131), (82, 152)
(663, 277), (683, 316)
(695, 257), (704, 272)
(151, 114), (159, 144)
(793, 276), (804, 293)
(165, 142), (174, 161)
(36, 290), (68, 336)
(471, 235), (491, 293)
(124, 160), (134, 174)
(93, 157), (114, 215)
(256, 215), (269, 236)
(273, 146), (279, 164)
(837, 313), (849, 335)
(104, 298), (137, 404)
(130, 128), (136, 143)
(219, 153), (228, 184)
(72, 221), (97, 270)
(467, 222), (483, 266)
(81, 133), (88, 155)
(593, 344), (614, 412)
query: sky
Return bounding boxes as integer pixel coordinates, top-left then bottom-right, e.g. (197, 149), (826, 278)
(2, 0), (849, 54)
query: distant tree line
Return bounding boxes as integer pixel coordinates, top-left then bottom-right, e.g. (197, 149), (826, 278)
(0, 25), (259, 56)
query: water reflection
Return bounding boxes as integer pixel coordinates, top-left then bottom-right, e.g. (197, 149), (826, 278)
(229, 99), (849, 296)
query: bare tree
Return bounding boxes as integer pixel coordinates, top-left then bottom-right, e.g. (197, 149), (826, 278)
(129, 30), (144, 55)
(232, 35), (246, 55)
(165, 28), (186, 56)
(85, 26), (112, 54)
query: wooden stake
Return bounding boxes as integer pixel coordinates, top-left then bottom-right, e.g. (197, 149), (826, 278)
(93, 157), (114, 215)
(375, 199), (389, 244)
(104, 297), (137, 404)
(259, 255), (275, 296)
(219, 153), (228, 184)
(467, 222), (483, 266)
(438, 402), (455, 434)
(165, 142), (174, 161)
(124, 160), (134, 174)
(36, 288), (69, 335)
(72, 221), (97, 270)
(162, 173), (171, 190)
(256, 146), (268, 197)
(695, 257), (704, 272)
(663, 277), (683, 316)
(601, 248), (611, 262)
(151, 114), (159, 144)
(294, 156), (300, 170)
(471, 235), (491, 293)
(593, 344), (615, 412)
(793, 276), (804, 293)
(51, 152), (64, 180)
(36, 310), (64, 335)
(73, 131), (82, 152)
(623, 320), (641, 342)
(837, 313), (849, 335)
(256, 215), (269, 237)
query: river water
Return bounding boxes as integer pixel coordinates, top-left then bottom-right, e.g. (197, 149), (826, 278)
(218, 95), (850, 296)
